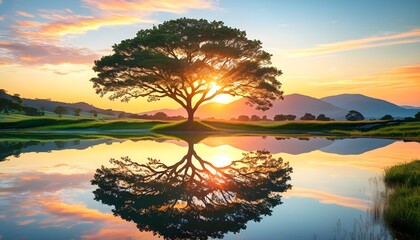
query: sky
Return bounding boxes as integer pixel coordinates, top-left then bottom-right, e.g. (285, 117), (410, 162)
(0, 0), (419, 112)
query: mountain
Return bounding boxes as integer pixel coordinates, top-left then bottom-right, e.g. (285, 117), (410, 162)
(142, 93), (349, 120)
(321, 94), (417, 119)
(1, 90), (125, 116)
(401, 105), (420, 110)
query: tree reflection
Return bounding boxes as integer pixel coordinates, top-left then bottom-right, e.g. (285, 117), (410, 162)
(91, 141), (293, 240)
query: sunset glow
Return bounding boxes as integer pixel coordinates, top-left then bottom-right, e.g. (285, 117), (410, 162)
(0, 0), (418, 112)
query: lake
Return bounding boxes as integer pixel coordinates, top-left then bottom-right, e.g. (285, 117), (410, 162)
(0, 135), (418, 239)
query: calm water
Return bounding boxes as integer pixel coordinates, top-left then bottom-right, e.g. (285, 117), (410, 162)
(0, 135), (418, 239)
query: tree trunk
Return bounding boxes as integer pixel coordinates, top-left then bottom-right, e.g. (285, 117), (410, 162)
(186, 108), (195, 124)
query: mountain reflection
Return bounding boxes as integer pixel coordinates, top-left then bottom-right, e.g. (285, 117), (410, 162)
(91, 140), (293, 240)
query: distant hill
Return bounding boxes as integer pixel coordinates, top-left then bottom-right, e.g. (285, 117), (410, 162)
(321, 94), (417, 119)
(401, 105), (420, 110)
(2, 89), (418, 120)
(21, 98), (123, 116)
(1, 90), (124, 116)
(141, 93), (349, 120)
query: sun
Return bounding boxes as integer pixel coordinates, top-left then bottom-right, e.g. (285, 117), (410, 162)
(208, 82), (235, 104)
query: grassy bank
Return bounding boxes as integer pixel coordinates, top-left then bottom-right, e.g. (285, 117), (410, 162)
(383, 160), (420, 239)
(0, 115), (419, 140)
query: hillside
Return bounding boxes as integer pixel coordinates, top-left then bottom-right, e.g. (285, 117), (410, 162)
(0, 90), (124, 117)
(321, 94), (417, 119)
(142, 94), (349, 120)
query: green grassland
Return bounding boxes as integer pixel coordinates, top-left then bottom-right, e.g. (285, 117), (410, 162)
(383, 160), (420, 239)
(0, 114), (419, 140)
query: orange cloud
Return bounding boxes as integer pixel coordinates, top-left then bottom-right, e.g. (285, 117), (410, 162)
(285, 187), (369, 211)
(16, 11), (35, 18)
(16, 15), (144, 41)
(0, 41), (99, 66)
(39, 199), (155, 239)
(17, 219), (36, 225)
(288, 28), (420, 57)
(316, 64), (420, 89)
(13, 0), (214, 42)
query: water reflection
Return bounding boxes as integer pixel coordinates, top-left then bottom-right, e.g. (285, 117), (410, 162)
(0, 139), (119, 161)
(91, 140), (293, 239)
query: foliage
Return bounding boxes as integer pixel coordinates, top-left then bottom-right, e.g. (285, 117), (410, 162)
(415, 112), (420, 120)
(380, 114), (394, 120)
(383, 160), (420, 239)
(274, 114), (296, 121)
(316, 114), (331, 121)
(0, 98), (21, 114)
(237, 115), (250, 121)
(153, 112), (168, 120)
(346, 110), (365, 121)
(250, 115), (261, 121)
(54, 106), (67, 117)
(91, 18), (283, 122)
(21, 106), (43, 116)
(74, 108), (82, 116)
(385, 160), (420, 188)
(89, 110), (98, 117)
(91, 142), (292, 239)
(300, 113), (316, 120)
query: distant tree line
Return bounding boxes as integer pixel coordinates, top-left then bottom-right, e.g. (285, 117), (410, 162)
(232, 113), (333, 121)
(0, 90), (43, 116)
(118, 111), (185, 121)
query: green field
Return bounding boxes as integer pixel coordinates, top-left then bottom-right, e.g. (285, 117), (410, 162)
(0, 114), (419, 140)
(383, 160), (420, 239)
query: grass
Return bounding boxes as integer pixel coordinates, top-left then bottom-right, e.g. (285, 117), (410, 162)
(0, 114), (419, 140)
(152, 120), (217, 132)
(382, 160), (420, 239)
(333, 121), (420, 139)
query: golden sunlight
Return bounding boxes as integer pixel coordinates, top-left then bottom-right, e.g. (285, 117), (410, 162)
(209, 82), (235, 104)
(211, 153), (233, 167)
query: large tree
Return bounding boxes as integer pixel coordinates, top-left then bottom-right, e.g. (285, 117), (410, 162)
(91, 18), (283, 123)
(92, 140), (292, 239)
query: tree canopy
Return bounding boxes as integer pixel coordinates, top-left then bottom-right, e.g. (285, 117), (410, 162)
(92, 141), (292, 239)
(91, 18), (283, 122)
(345, 110), (364, 121)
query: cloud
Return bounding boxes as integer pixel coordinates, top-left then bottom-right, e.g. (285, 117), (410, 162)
(84, 0), (213, 13)
(0, 41), (99, 66)
(3, 0), (215, 69)
(13, 0), (215, 41)
(16, 11), (35, 18)
(285, 187), (369, 211)
(310, 64), (420, 90)
(0, 15), (5, 21)
(15, 15), (145, 41)
(288, 29), (420, 57)
(0, 171), (92, 193)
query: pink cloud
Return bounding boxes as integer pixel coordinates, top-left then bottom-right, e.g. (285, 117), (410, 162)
(16, 11), (35, 18)
(84, 0), (213, 13)
(288, 28), (420, 57)
(12, 0), (214, 42)
(285, 187), (369, 211)
(0, 41), (99, 66)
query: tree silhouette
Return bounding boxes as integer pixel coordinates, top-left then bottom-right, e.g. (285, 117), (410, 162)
(91, 141), (292, 240)
(380, 114), (393, 120)
(74, 108), (82, 116)
(345, 110), (365, 121)
(91, 18), (283, 123)
(54, 106), (67, 117)
(316, 114), (331, 121)
(300, 113), (316, 120)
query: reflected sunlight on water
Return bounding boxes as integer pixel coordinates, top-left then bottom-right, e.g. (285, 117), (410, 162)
(0, 136), (418, 239)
